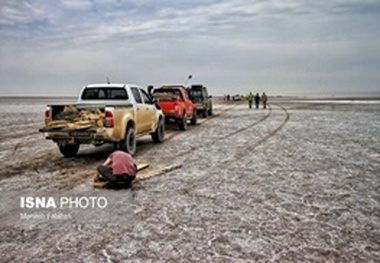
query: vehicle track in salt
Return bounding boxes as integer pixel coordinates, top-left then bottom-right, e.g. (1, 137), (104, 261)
(124, 103), (288, 223)
(134, 100), (243, 155)
(174, 103), (290, 193)
(133, 100), (272, 161)
(145, 102), (277, 165)
(222, 103), (289, 165)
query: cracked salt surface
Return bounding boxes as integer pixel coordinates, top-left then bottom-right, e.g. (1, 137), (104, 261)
(0, 97), (379, 262)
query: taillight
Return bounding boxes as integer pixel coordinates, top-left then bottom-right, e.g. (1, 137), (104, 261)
(105, 111), (114, 128)
(44, 107), (51, 124)
(174, 102), (179, 112)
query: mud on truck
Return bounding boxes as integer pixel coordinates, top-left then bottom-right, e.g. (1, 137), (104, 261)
(39, 83), (165, 157)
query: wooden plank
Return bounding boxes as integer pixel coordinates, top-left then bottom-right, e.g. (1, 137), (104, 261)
(133, 163), (182, 183)
(93, 181), (108, 188)
(137, 163), (150, 171)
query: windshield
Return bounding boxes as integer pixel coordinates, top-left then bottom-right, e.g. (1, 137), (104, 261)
(153, 88), (182, 97)
(189, 90), (202, 99)
(81, 88), (128, 100)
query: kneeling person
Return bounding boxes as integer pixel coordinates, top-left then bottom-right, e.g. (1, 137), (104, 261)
(96, 150), (137, 188)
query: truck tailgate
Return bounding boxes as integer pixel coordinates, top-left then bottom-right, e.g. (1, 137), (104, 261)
(158, 100), (176, 112)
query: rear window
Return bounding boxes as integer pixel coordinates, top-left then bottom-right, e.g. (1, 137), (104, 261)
(81, 88), (128, 100)
(153, 88), (183, 101)
(153, 88), (182, 97)
(189, 90), (202, 99)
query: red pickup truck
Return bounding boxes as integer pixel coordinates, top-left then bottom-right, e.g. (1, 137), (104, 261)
(152, 85), (197, 130)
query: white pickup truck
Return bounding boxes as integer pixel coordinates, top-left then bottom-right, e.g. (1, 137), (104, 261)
(39, 83), (165, 157)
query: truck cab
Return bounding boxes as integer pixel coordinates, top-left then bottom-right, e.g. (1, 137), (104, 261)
(187, 84), (213, 118)
(77, 84), (159, 135)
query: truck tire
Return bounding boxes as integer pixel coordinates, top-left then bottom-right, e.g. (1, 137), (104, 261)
(179, 113), (188, 131)
(58, 143), (79, 158)
(203, 109), (208, 118)
(152, 118), (165, 143)
(209, 106), (213, 116)
(120, 126), (136, 155)
(191, 109), (197, 125)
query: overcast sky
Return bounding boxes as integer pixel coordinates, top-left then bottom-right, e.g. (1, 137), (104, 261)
(0, 0), (379, 97)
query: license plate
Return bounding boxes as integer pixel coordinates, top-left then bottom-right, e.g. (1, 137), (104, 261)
(69, 132), (91, 138)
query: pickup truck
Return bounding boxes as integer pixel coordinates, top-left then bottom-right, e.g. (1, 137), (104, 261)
(39, 83), (165, 157)
(151, 85), (197, 130)
(187, 84), (213, 118)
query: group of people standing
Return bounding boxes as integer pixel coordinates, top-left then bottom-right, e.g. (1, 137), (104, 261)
(247, 92), (267, 109)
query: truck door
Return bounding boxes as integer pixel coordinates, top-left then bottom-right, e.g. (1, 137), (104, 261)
(183, 90), (194, 118)
(140, 88), (156, 131)
(131, 87), (146, 133)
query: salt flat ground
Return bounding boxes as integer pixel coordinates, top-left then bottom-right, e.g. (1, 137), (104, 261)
(0, 97), (379, 262)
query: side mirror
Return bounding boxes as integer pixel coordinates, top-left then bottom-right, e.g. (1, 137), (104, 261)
(147, 85), (154, 96)
(154, 100), (161, 110)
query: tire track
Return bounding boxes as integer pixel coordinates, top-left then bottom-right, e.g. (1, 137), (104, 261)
(172, 104), (273, 158)
(176, 103), (290, 193)
(220, 103), (290, 168)
(211, 104), (273, 141)
(123, 103), (287, 223)
(135, 100), (242, 156)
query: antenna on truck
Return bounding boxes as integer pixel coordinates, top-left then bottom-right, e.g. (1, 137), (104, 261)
(185, 74), (192, 87)
(107, 77), (111, 84)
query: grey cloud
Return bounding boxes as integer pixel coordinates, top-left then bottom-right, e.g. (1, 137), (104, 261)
(0, 0), (48, 25)
(0, 0), (379, 96)
(327, 0), (380, 15)
(59, 0), (93, 10)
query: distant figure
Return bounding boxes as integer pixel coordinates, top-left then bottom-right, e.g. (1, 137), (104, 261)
(255, 93), (260, 109)
(226, 94), (230, 101)
(247, 92), (253, 109)
(96, 150), (137, 189)
(261, 92), (268, 109)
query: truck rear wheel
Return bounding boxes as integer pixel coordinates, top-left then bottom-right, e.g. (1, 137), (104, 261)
(120, 126), (136, 155)
(58, 143), (79, 158)
(191, 109), (197, 125)
(179, 114), (187, 131)
(152, 118), (165, 143)
(208, 107), (213, 116)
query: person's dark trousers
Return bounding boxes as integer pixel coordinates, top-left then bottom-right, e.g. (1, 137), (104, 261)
(97, 165), (117, 182)
(116, 174), (136, 189)
(97, 165), (135, 188)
